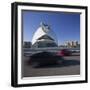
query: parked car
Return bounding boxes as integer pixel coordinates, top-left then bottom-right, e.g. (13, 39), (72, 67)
(57, 49), (72, 56)
(29, 51), (64, 67)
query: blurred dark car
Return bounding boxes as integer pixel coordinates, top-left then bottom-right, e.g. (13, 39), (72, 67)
(29, 51), (64, 67)
(57, 49), (72, 56)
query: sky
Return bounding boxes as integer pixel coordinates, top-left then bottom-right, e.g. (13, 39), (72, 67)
(22, 10), (80, 45)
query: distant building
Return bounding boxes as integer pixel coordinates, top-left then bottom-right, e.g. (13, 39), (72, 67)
(31, 22), (58, 48)
(23, 42), (31, 48)
(74, 41), (79, 46)
(65, 41), (79, 48)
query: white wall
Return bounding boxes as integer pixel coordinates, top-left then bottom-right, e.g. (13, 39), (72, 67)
(0, 0), (89, 89)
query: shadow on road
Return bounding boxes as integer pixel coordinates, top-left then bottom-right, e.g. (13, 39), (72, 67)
(34, 59), (80, 68)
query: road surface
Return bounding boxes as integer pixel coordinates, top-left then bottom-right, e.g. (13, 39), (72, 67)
(22, 53), (80, 77)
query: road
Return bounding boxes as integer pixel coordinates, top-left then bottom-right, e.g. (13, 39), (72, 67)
(22, 53), (80, 77)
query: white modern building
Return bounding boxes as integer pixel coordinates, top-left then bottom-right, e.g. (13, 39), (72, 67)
(32, 22), (58, 48)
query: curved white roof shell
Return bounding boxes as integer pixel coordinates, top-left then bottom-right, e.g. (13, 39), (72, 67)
(32, 23), (58, 45)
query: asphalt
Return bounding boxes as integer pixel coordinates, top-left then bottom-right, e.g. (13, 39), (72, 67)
(22, 53), (80, 77)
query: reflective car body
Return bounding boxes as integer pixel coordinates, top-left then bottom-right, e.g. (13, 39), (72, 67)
(57, 49), (71, 56)
(29, 51), (64, 67)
